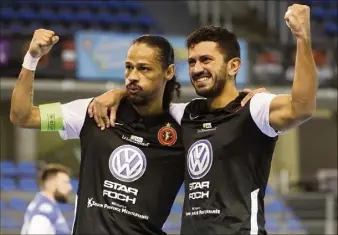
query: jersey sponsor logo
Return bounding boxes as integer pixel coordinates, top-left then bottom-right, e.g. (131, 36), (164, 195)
(86, 197), (150, 220)
(109, 145), (146, 182)
(187, 139), (213, 179)
(87, 198), (95, 208)
(197, 122), (217, 133)
(122, 135), (150, 147)
(157, 123), (177, 146)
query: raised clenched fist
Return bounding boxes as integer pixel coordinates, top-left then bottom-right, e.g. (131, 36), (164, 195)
(284, 4), (311, 40)
(28, 29), (59, 58)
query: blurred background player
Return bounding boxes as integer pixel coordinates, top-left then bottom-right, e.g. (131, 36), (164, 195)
(20, 163), (72, 234)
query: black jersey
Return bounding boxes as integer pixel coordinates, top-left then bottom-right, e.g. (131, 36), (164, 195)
(59, 98), (185, 235)
(170, 92), (280, 235)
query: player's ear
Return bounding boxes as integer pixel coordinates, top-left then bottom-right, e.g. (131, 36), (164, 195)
(227, 57), (241, 77)
(165, 64), (175, 81)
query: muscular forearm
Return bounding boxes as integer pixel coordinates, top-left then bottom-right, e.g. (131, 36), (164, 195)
(291, 38), (317, 117)
(10, 67), (38, 125)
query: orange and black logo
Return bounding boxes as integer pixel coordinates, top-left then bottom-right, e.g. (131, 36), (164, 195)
(158, 123), (177, 146)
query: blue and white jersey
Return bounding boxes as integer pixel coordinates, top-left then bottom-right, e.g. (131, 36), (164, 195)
(20, 192), (70, 235)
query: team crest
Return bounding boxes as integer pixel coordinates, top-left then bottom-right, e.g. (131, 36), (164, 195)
(158, 123), (177, 146)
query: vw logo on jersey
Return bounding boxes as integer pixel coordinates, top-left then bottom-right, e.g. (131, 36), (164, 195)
(109, 145), (147, 182)
(187, 140), (213, 179)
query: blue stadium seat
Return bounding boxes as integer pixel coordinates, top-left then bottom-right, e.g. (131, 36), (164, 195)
(106, 1), (125, 10)
(115, 14), (135, 25)
(17, 8), (38, 21)
(36, 9), (58, 21)
(265, 216), (280, 232)
(96, 13), (117, 24)
(57, 10), (75, 22)
(71, 179), (79, 192)
(328, 9), (338, 19)
(265, 185), (275, 195)
(163, 220), (181, 232)
(19, 178), (39, 192)
(0, 160), (17, 176)
(170, 202), (182, 213)
(0, 177), (17, 191)
(17, 161), (38, 177)
(0, 199), (7, 211)
(287, 218), (304, 231)
(265, 200), (285, 213)
(178, 184), (184, 194)
(137, 15), (156, 27)
(312, 7), (325, 20)
(66, 217), (74, 229)
(123, 1), (143, 11)
(8, 198), (27, 211)
(59, 203), (75, 212)
(75, 11), (96, 23)
(0, 7), (18, 20)
(325, 22), (338, 35)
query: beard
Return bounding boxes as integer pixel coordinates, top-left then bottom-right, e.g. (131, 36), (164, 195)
(195, 76), (226, 98)
(127, 93), (149, 106)
(126, 82), (151, 106)
(192, 68), (227, 98)
(54, 189), (68, 204)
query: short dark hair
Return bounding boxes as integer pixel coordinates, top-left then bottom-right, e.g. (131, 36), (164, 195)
(132, 35), (181, 110)
(38, 163), (70, 187)
(187, 26), (241, 61)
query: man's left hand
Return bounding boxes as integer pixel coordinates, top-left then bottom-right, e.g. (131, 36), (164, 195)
(241, 88), (270, 107)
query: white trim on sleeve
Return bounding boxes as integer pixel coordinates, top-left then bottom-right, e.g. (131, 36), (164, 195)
(58, 98), (93, 140)
(249, 93), (281, 138)
(169, 102), (189, 125)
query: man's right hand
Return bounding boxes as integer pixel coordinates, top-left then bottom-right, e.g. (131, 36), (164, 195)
(29, 29), (59, 58)
(88, 89), (127, 130)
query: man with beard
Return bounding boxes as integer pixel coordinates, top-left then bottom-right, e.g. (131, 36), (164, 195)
(89, 4), (317, 234)
(170, 4), (316, 234)
(20, 164), (72, 234)
(11, 29), (185, 234)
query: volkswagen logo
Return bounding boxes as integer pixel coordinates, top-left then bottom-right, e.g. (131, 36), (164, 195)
(109, 145), (147, 182)
(187, 140), (213, 179)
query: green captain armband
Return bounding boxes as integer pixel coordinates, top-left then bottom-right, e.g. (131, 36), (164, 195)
(39, 102), (64, 131)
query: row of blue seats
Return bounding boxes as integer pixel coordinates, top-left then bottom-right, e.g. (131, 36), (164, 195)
(1, 23), (149, 36)
(1, 214), (74, 230)
(0, 217), (303, 234)
(288, 0), (338, 36)
(291, 0), (337, 6)
(0, 9), (155, 26)
(1, 198), (75, 212)
(1, 177), (79, 192)
(1, 161), (37, 177)
(10, 1), (142, 11)
(312, 8), (338, 20)
(1, 201), (303, 233)
(163, 217), (304, 233)
(325, 22), (338, 35)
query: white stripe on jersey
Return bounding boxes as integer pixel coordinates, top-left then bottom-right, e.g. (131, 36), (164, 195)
(250, 189), (260, 235)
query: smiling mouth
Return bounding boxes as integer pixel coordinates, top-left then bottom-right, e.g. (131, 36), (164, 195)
(194, 76), (212, 85)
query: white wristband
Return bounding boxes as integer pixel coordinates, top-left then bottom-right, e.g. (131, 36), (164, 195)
(22, 52), (40, 71)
